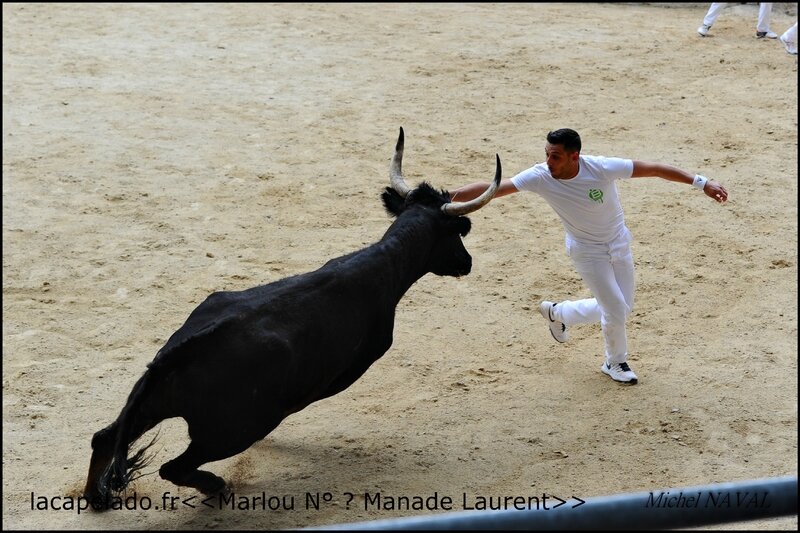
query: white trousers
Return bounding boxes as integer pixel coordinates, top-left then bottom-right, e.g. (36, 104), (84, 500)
(782, 22), (797, 44)
(703, 3), (773, 33)
(551, 228), (635, 364)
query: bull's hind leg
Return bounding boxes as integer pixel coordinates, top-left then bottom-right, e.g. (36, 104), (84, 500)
(83, 422), (119, 501)
(159, 420), (278, 494)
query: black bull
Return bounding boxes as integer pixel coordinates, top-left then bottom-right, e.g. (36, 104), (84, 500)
(83, 128), (501, 504)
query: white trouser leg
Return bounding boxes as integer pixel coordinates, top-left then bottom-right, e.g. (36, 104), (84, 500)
(554, 232), (635, 364)
(782, 22), (797, 43)
(703, 3), (727, 27)
(553, 297), (602, 324)
(757, 3), (772, 33)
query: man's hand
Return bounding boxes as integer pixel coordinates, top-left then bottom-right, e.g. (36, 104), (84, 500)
(704, 180), (728, 203)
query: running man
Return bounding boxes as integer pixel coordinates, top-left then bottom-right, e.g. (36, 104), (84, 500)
(450, 129), (728, 385)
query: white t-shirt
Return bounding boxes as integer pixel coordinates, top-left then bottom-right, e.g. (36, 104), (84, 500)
(510, 155), (634, 244)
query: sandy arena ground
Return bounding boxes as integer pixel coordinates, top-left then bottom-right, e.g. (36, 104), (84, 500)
(3, 3), (797, 530)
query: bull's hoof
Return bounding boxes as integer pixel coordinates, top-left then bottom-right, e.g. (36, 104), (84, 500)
(81, 489), (112, 512)
(199, 477), (230, 497)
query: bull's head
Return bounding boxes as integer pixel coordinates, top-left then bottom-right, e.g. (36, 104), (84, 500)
(382, 127), (501, 277)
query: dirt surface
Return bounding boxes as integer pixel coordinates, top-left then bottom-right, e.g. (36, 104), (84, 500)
(3, 3), (797, 530)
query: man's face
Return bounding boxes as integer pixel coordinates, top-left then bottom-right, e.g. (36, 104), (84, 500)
(545, 142), (578, 179)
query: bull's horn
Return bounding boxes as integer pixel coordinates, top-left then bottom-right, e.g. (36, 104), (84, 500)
(441, 154), (502, 216)
(390, 127), (412, 198)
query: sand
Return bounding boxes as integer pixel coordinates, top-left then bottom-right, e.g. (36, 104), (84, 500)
(3, 3), (797, 530)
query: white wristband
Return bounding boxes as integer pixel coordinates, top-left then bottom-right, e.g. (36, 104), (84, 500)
(692, 174), (708, 190)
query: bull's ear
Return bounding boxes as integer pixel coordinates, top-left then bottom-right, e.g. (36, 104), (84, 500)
(450, 216), (472, 237)
(382, 187), (405, 218)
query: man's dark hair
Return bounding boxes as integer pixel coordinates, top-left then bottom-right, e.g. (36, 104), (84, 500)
(547, 129), (581, 153)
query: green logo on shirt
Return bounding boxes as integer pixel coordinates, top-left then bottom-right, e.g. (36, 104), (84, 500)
(588, 188), (604, 203)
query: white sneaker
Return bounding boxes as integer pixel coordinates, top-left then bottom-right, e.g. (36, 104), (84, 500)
(697, 24), (711, 37)
(601, 361), (638, 384)
(756, 30), (778, 39)
(780, 34), (798, 55)
(539, 301), (568, 343)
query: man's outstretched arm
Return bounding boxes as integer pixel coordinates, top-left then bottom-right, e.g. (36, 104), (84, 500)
(450, 178), (520, 203)
(631, 160), (728, 203)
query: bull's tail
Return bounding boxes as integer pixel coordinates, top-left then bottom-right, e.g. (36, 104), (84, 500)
(101, 372), (160, 495)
